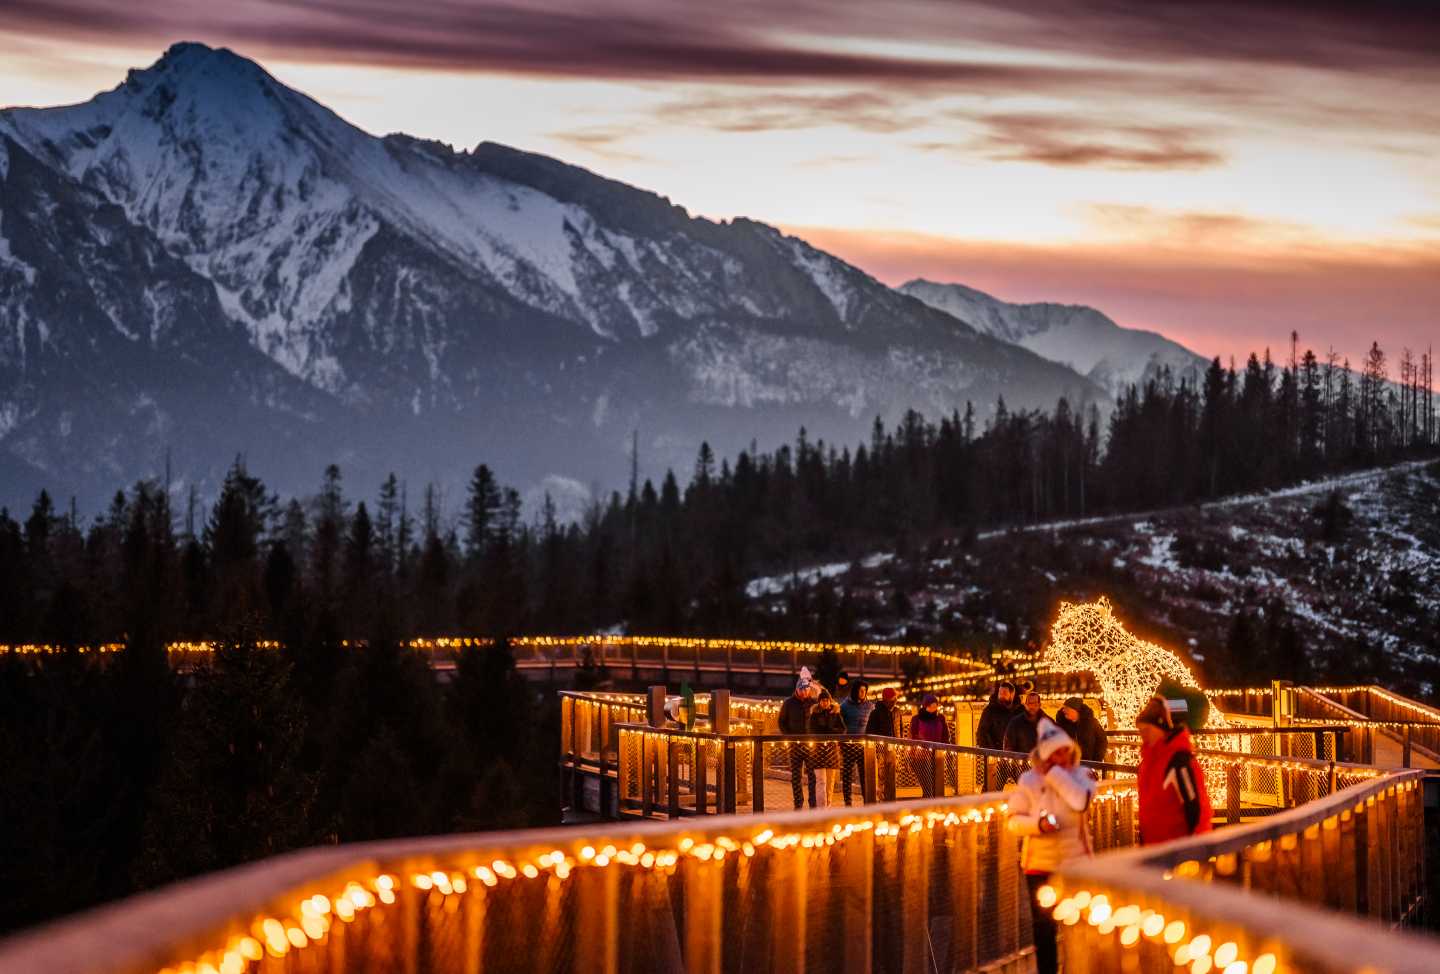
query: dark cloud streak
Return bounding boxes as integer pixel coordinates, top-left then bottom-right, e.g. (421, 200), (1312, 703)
(956, 115), (1224, 170)
(3, 0), (1435, 85)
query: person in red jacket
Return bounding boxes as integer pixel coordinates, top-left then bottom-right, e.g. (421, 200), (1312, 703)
(1136, 694), (1213, 844)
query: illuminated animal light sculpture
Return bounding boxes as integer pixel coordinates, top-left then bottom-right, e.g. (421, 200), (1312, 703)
(1046, 597), (1225, 728)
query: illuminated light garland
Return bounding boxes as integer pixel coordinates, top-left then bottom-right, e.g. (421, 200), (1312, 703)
(1053, 888), (1288, 974)
(0, 635), (994, 675)
(1045, 598), (1226, 728)
(147, 792), (1053, 974)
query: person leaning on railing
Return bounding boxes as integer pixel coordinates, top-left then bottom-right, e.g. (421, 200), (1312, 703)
(908, 693), (951, 797)
(1006, 719), (1097, 974)
(866, 687), (900, 801)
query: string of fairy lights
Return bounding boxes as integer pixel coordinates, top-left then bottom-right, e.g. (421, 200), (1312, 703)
(0, 635), (993, 674)
(1043, 775), (1425, 974)
(17, 595), (1424, 973)
(1037, 884), (1281, 974)
(155, 785), (1150, 974)
(147, 773), (1426, 974)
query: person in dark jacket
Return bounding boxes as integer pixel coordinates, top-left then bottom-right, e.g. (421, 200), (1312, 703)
(1003, 690), (1050, 755)
(839, 680), (873, 805)
(778, 668), (820, 809)
(865, 687), (898, 737)
(865, 687), (899, 799)
(1056, 697), (1108, 763)
(908, 693), (951, 797)
(807, 689), (847, 808)
(976, 680), (1017, 750)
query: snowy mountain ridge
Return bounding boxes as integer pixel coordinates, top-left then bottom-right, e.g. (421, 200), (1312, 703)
(898, 278), (1208, 397)
(0, 42), (1107, 509)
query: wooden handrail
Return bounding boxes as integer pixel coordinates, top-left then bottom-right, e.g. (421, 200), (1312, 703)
(1055, 851), (1440, 974)
(612, 722), (1138, 775)
(1063, 769), (1422, 869)
(0, 786), (1114, 974)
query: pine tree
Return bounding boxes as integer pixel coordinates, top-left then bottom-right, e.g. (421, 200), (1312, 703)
(463, 465), (501, 562)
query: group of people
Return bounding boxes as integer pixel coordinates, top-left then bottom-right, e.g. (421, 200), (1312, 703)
(778, 667), (899, 808)
(977, 678), (1109, 762)
(777, 670), (1213, 974)
(779, 668), (961, 809)
(1008, 691), (1213, 974)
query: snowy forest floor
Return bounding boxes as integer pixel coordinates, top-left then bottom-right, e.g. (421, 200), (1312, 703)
(744, 459), (1440, 698)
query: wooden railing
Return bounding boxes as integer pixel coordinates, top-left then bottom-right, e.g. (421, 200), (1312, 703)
(613, 724), (1136, 819)
(0, 765), (1428, 974)
(1051, 770), (1431, 973)
(0, 785), (1138, 974)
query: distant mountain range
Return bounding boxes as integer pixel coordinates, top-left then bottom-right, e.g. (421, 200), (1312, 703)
(899, 279), (1207, 397)
(0, 42), (1201, 513)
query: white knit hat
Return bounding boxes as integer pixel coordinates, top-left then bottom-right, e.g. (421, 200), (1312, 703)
(796, 666), (814, 693)
(1035, 718), (1076, 761)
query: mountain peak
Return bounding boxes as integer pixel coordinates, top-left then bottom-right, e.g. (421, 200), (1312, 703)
(899, 278), (1206, 396)
(151, 41), (261, 78)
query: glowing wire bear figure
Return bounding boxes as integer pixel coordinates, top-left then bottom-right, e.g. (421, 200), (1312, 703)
(1046, 597), (1225, 728)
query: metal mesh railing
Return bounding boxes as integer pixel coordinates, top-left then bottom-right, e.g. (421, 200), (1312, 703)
(614, 725), (1131, 820)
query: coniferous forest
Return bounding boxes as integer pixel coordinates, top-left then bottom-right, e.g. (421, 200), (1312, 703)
(1, 340), (1436, 932)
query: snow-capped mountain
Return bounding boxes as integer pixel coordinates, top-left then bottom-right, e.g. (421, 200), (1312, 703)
(898, 279), (1208, 398)
(0, 43), (1105, 510)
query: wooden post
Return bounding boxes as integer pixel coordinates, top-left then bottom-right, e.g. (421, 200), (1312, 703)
(668, 739), (682, 819)
(573, 861), (619, 974)
(694, 739), (708, 815)
(461, 886), (486, 974)
(684, 862), (723, 974)
(951, 820), (978, 971)
(1403, 725), (1413, 768)
(769, 846), (808, 974)
(841, 827), (875, 974)
(638, 734), (652, 818)
(722, 740), (738, 814)
(752, 741), (766, 814)
(1227, 763), (1241, 824)
(712, 689), (731, 735)
(400, 881), (421, 974)
(862, 741), (877, 805)
(900, 826), (930, 974)
(648, 686), (667, 728)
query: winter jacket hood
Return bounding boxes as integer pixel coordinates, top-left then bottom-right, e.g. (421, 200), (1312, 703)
(1006, 763), (1097, 872)
(1138, 725), (1213, 845)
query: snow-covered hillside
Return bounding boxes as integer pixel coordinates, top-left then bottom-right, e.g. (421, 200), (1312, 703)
(899, 279), (1207, 398)
(0, 43), (1106, 508)
(744, 461), (1440, 694)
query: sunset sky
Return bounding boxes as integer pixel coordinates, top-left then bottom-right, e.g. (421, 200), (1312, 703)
(3, 1), (1437, 369)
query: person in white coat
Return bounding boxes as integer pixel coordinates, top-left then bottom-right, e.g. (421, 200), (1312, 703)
(1006, 719), (1097, 974)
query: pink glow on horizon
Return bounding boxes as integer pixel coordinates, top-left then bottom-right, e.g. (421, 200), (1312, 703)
(788, 225), (1440, 370)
